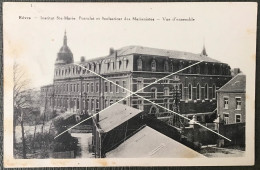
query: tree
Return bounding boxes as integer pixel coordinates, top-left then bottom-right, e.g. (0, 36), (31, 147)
(13, 62), (31, 158)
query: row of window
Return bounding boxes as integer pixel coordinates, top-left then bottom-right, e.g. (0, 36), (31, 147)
(54, 80), (128, 94)
(55, 59), (130, 77)
(223, 97), (242, 110)
(223, 113), (242, 124)
(104, 81), (127, 93)
(137, 57), (230, 75)
(148, 84), (216, 100)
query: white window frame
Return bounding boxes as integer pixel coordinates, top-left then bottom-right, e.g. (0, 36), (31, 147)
(224, 96), (229, 109)
(96, 82), (99, 93)
(151, 87), (157, 99)
(212, 84), (216, 99)
(91, 83), (94, 93)
(235, 97), (242, 110)
(223, 112), (229, 124)
(235, 114), (242, 123)
(137, 57), (142, 71)
(122, 80), (127, 93)
(138, 99), (144, 110)
(110, 82), (113, 93)
(163, 87), (170, 96)
(196, 83), (201, 100)
(188, 84), (192, 100)
(204, 84), (209, 99)
(115, 81), (119, 93)
(104, 82), (108, 93)
(137, 78), (143, 92)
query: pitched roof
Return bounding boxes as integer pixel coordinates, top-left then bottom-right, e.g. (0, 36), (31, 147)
(117, 45), (221, 63)
(106, 126), (205, 158)
(98, 103), (143, 133)
(74, 45), (221, 65)
(217, 73), (246, 93)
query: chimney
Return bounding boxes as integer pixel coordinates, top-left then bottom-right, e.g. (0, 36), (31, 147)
(232, 68), (241, 77)
(109, 48), (114, 55)
(80, 56), (85, 62)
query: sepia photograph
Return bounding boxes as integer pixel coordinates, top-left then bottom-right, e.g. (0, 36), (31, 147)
(3, 2), (257, 167)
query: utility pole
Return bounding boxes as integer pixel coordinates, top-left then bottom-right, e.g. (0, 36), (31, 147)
(172, 75), (182, 127)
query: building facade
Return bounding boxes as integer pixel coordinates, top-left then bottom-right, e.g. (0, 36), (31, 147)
(41, 32), (232, 123)
(217, 73), (246, 124)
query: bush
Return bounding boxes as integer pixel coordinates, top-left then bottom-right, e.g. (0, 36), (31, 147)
(52, 117), (78, 153)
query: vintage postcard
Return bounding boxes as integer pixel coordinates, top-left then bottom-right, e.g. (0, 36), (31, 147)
(3, 2), (257, 167)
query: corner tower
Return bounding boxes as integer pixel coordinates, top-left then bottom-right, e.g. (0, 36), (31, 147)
(55, 31), (74, 65)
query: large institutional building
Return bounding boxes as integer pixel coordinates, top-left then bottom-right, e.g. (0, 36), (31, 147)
(41, 32), (232, 123)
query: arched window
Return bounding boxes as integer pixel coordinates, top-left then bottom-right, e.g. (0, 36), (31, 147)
(204, 63), (208, 74)
(151, 59), (156, 72)
(163, 87), (169, 96)
(219, 64), (223, 75)
(212, 84), (216, 99)
(150, 105), (158, 115)
(179, 61), (183, 70)
(96, 99), (99, 109)
(137, 78), (143, 91)
(107, 63), (110, 70)
(188, 84), (192, 100)
(93, 64), (96, 72)
(164, 60), (169, 72)
(204, 84), (208, 99)
(151, 87), (157, 99)
(137, 57), (142, 71)
(170, 62), (174, 72)
(212, 64), (216, 75)
(196, 84), (200, 100)
(119, 60), (122, 69)
(91, 99), (94, 111)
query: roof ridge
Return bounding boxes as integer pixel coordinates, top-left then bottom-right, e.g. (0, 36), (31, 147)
(217, 73), (245, 92)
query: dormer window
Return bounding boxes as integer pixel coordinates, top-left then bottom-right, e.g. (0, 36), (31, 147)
(126, 60), (129, 68)
(137, 57), (142, 71)
(212, 64), (216, 75)
(107, 63), (110, 70)
(164, 60), (169, 72)
(179, 61), (183, 70)
(204, 63), (208, 74)
(119, 60), (122, 69)
(219, 64), (223, 75)
(170, 62), (174, 72)
(151, 59), (156, 72)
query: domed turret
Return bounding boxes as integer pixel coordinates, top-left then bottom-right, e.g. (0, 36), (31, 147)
(55, 31), (74, 65)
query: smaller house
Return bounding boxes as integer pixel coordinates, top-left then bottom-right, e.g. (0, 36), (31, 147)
(106, 126), (205, 158)
(217, 73), (246, 124)
(92, 103), (144, 157)
(216, 73), (246, 147)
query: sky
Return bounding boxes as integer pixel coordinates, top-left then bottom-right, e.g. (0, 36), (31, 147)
(3, 2), (257, 89)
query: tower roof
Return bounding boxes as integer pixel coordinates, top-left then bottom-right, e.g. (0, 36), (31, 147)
(201, 44), (208, 56)
(55, 31), (74, 65)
